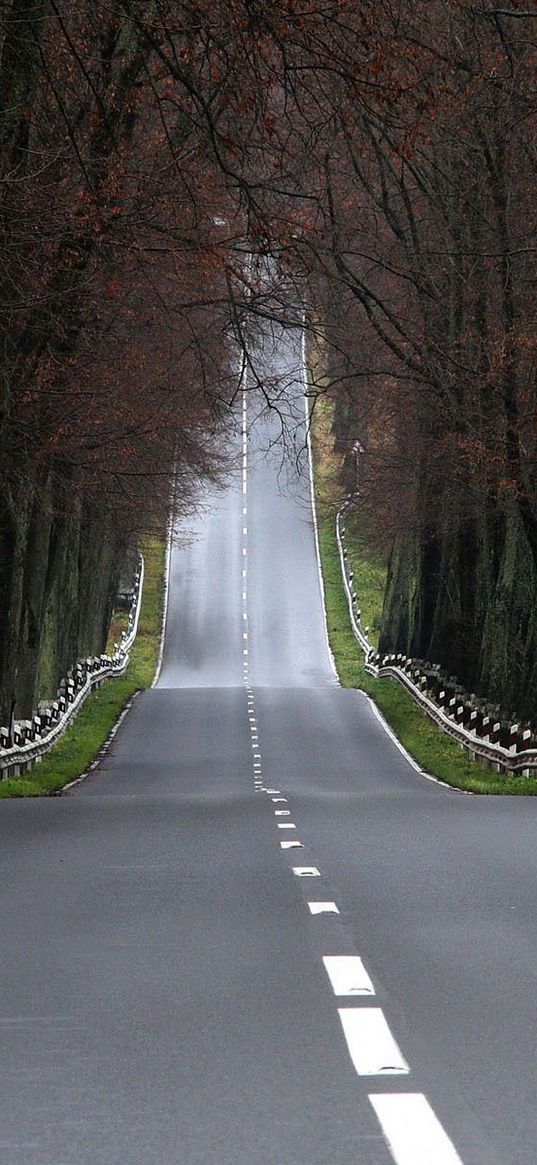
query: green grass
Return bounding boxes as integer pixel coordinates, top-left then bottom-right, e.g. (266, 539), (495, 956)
(0, 534), (167, 797)
(311, 412), (537, 795)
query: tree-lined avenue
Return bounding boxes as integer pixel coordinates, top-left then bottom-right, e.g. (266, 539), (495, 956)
(0, 327), (535, 1164)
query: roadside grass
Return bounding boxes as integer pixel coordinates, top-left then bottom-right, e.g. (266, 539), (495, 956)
(312, 398), (537, 795)
(0, 533), (167, 797)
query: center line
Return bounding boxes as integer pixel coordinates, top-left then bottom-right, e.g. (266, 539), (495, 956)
(338, 1009), (409, 1077)
(323, 956), (375, 996)
(369, 1094), (465, 1165)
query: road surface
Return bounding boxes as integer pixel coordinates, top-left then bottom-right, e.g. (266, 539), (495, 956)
(0, 326), (536, 1164)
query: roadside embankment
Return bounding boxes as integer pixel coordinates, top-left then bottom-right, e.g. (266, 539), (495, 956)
(0, 533), (167, 797)
(311, 391), (537, 796)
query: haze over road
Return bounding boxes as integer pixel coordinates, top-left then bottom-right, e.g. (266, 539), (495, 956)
(1, 326), (536, 1164)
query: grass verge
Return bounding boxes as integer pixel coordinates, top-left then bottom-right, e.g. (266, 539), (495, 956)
(0, 533), (167, 797)
(312, 399), (537, 795)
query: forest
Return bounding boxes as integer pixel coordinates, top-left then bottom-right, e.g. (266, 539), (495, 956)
(1, 0), (537, 723)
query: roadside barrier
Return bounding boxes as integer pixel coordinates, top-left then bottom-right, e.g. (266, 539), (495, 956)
(336, 495), (537, 776)
(0, 555), (144, 779)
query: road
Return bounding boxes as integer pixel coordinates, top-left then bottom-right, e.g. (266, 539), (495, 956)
(1, 326), (536, 1164)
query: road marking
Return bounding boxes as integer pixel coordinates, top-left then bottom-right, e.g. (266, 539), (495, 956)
(369, 1094), (464, 1165)
(338, 1009), (409, 1076)
(274, 809), (290, 815)
(265, 788), (280, 793)
(271, 797), (287, 803)
(281, 840), (303, 849)
(242, 547), (247, 556)
(308, 902), (339, 915)
(301, 327), (339, 683)
(367, 697), (423, 774)
(323, 956), (375, 996)
(293, 867), (320, 876)
(277, 822), (296, 829)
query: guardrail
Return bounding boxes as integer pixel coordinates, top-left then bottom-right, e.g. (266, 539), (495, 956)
(336, 494), (537, 776)
(0, 554), (144, 779)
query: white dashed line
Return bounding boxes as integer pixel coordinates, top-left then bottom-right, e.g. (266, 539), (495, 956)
(277, 822), (296, 829)
(271, 796), (287, 802)
(338, 1009), (409, 1076)
(274, 809), (290, 816)
(308, 902), (340, 915)
(293, 867), (320, 877)
(281, 840), (303, 849)
(322, 956), (375, 996)
(369, 1094), (464, 1165)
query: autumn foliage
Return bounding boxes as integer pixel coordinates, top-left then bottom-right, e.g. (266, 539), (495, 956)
(2, 1), (537, 718)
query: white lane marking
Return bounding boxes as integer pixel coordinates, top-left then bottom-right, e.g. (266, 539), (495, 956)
(242, 592), (247, 600)
(274, 809), (291, 815)
(281, 840), (303, 849)
(308, 902), (340, 915)
(243, 649), (249, 656)
(367, 697), (422, 774)
(265, 788), (280, 793)
(242, 569), (247, 578)
(293, 867), (320, 876)
(277, 823), (296, 829)
(243, 612), (248, 620)
(369, 1094), (464, 1165)
(323, 956), (375, 996)
(151, 510), (173, 688)
(302, 327), (339, 683)
(271, 797), (287, 803)
(338, 1009), (409, 1076)
(242, 547), (247, 557)
(253, 753), (261, 758)
(243, 507), (247, 515)
(243, 633), (248, 640)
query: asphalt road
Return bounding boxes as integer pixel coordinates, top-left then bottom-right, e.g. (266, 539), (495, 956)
(1, 326), (537, 1164)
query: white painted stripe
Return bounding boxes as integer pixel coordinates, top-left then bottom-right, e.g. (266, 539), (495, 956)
(302, 327), (338, 683)
(277, 823), (296, 829)
(369, 1094), (464, 1165)
(243, 507), (247, 515)
(265, 788), (280, 793)
(323, 956), (375, 996)
(281, 840), (303, 849)
(271, 797), (287, 803)
(242, 547), (247, 556)
(243, 633), (248, 640)
(338, 1009), (409, 1076)
(274, 809), (290, 816)
(367, 697), (423, 773)
(242, 592), (247, 600)
(308, 902), (339, 915)
(293, 867), (320, 876)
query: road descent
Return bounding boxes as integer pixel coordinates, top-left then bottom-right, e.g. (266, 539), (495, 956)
(0, 325), (535, 1164)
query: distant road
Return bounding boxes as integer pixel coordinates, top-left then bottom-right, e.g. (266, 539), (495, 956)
(0, 324), (535, 1163)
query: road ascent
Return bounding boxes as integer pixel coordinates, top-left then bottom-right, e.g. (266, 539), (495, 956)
(0, 323), (532, 1165)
